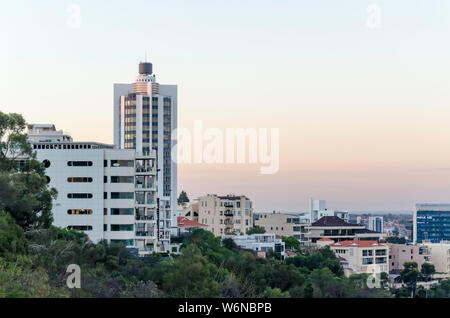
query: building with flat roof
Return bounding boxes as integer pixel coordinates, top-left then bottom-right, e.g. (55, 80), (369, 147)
(222, 233), (286, 259)
(27, 124), (171, 255)
(194, 194), (253, 236)
(414, 203), (450, 243)
(388, 243), (431, 274)
(254, 211), (309, 243)
(329, 240), (389, 276)
(309, 198), (349, 223)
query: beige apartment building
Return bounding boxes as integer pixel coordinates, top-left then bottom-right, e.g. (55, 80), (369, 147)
(254, 212), (310, 243)
(388, 243), (431, 274)
(329, 240), (389, 276)
(422, 241), (450, 276)
(186, 194), (253, 236)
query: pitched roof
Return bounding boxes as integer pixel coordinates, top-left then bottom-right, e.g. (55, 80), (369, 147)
(311, 216), (359, 227)
(177, 216), (207, 228)
(318, 238), (334, 242)
(330, 240), (386, 248)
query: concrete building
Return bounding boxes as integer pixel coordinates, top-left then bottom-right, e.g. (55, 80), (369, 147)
(306, 216), (384, 243)
(223, 233), (286, 259)
(309, 198), (349, 223)
(368, 216), (384, 233)
(388, 243), (431, 274)
(114, 61), (177, 223)
(422, 241), (450, 275)
(27, 124), (171, 255)
(194, 194), (253, 236)
(329, 240), (389, 276)
(414, 203), (450, 243)
(254, 211), (309, 243)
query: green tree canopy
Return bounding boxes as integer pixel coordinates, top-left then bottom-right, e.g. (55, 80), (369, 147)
(177, 190), (190, 204)
(0, 111), (57, 229)
(247, 226), (266, 235)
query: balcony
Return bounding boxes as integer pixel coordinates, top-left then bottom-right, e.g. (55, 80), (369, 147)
(224, 210), (233, 217)
(135, 166), (155, 174)
(224, 203), (234, 208)
(135, 231), (154, 237)
(135, 215), (155, 221)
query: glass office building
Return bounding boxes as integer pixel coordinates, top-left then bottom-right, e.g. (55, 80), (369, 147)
(414, 204), (450, 243)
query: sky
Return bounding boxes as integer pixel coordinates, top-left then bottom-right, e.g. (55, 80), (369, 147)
(1, 1), (450, 212)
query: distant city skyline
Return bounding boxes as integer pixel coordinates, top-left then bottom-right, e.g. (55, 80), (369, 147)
(2, 1), (450, 212)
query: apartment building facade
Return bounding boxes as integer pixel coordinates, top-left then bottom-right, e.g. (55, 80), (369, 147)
(195, 194), (253, 236)
(306, 216), (384, 243)
(114, 61), (177, 221)
(223, 233), (286, 259)
(27, 124), (171, 254)
(329, 240), (389, 276)
(422, 241), (450, 275)
(254, 211), (309, 243)
(388, 243), (431, 274)
(414, 203), (450, 243)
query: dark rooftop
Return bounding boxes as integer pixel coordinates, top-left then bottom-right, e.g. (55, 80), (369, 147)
(311, 216), (363, 227)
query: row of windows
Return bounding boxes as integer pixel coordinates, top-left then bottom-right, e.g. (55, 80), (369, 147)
(66, 208), (136, 215)
(67, 224), (135, 232)
(67, 192), (134, 199)
(68, 177), (93, 183)
(43, 160), (136, 168)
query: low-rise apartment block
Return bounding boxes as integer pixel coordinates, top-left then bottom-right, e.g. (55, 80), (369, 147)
(254, 211), (309, 243)
(223, 233), (286, 259)
(388, 243), (431, 274)
(193, 194), (253, 236)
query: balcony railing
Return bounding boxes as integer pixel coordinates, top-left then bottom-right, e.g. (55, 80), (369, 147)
(224, 210), (233, 217)
(135, 215), (155, 221)
(135, 231), (154, 237)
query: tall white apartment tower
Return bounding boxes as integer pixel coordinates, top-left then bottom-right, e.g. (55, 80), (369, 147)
(113, 61), (178, 220)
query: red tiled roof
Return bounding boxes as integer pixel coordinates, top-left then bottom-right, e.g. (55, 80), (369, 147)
(330, 240), (385, 248)
(318, 238), (334, 242)
(177, 216), (207, 228)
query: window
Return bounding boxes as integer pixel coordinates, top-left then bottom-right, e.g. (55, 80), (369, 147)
(111, 192), (134, 199)
(111, 176), (134, 183)
(110, 160), (134, 167)
(362, 258), (374, 265)
(67, 177), (93, 183)
(67, 161), (93, 167)
(67, 225), (92, 231)
(67, 209), (93, 215)
(43, 159), (51, 168)
(104, 160), (107, 167)
(110, 224), (134, 231)
(110, 208), (134, 215)
(67, 193), (93, 199)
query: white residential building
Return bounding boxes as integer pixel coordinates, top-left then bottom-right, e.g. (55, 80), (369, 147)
(223, 233), (286, 259)
(329, 240), (389, 276)
(113, 61), (177, 221)
(368, 216), (384, 233)
(27, 124), (171, 255)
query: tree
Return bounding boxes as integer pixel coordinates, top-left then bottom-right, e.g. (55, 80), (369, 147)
(0, 211), (28, 260)
(282, 236), (300, 251)
(0, 111), (57, 229)
(247, 226), (265, 235)
(400, 262), (420, 298)
(162, 244), (221, 297)
(177, 190), (189, 205)
(420, 263), (435, 282)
